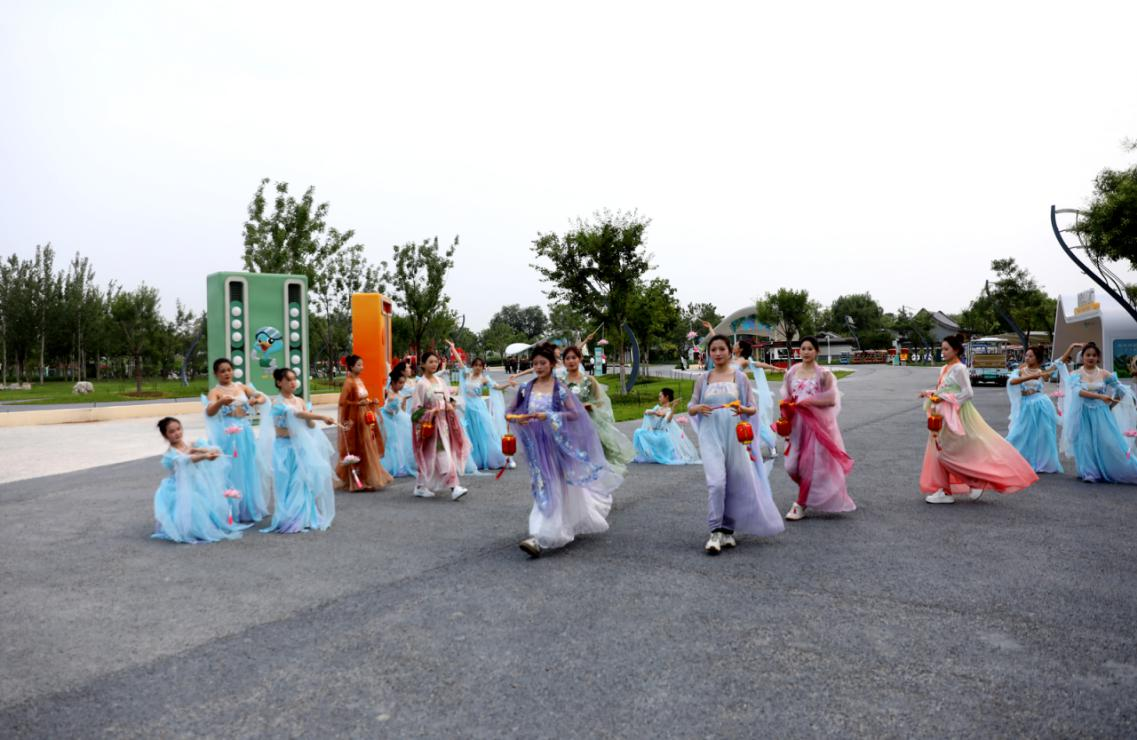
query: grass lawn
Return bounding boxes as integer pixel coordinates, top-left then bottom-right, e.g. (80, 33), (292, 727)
(0, 377), (343, 406)
(596, 371), (853, 422)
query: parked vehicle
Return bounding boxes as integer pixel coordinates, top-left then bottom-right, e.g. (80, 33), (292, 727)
(968, 336), (1010, 386)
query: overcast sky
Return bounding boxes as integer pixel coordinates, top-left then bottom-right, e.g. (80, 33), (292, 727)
(2, 0), (1134, 331)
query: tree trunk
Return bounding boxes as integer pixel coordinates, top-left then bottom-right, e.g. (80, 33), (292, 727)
(134, 352), (143, 393)
(39, 331), (45, 384)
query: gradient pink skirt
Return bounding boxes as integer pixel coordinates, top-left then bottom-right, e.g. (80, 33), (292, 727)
(920, 402), (1038, 495)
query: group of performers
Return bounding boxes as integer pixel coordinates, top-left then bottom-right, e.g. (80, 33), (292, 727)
(153, 330), (1135, 555)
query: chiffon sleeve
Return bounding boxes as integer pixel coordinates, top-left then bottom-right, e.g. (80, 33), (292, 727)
(951, 364), (973, 403)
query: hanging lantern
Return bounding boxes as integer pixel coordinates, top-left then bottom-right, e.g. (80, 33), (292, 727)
(735, 420), (755, 445)
(779, 399), (797, 419)
(927, 413), (944, 433)
(420, 419), (435, 439)
(775, 417), (792, 438)
(497, 433), (517, 479)
(364, 410), (377, 426)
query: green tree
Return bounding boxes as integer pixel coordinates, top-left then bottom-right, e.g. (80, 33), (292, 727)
(1076, 141), (1137, 270)
(28, 244), (60, 384)
(110, 285), (166, 393)
(985, 257), (1057, 343)
(383, 236), (459, 355)
(531, 209), (653, 390)
(309, 244), (383, 380)
(755, 288), (818, 360)
(822, 293), (891, 350)
(548, 302), (589, 344)
(60, 252), (102, 381)
(488, 304), (548, 340)
(627, 277), (682, 364)
(889, 307), (936, 347)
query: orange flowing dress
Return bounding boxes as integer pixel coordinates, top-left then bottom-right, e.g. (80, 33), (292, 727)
(336, 377), (394, 490)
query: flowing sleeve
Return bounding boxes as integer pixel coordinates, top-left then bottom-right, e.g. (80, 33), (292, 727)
(486, 371), (508, 438)
(589, 377), (617, 424)
(1057, 364), (1080, 458)
(1109, 374), (1137, 450)
(687, 373), (707, 431)
(951, 364), (974, 404)
(254, 397), (287, 504)
(337, 381), (355, 420)
(807, 368), (841, 408)
(1006, 369), (1022, 434)
(285, 402), (337, 528)
(201, 394), (225, 446)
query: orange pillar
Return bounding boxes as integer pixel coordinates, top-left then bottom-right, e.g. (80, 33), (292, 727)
(351, 293), (394, 397)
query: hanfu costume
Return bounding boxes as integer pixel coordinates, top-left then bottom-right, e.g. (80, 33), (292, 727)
(780, 364), (856, 513)
(688, 370), (784, 538)
(632, 405), (700, 465)
(335, 376), (394, 490)
(379, 386), (418, 477)
(734, 358), (779, 472)
(258, 397), (337, 533)
(919, 361), (1038, 496)
(566, 375), (635, 476)
(411, 374), (471, 492)
(153, 444), (249, 543)
(509, 379), (621, 551)
(458, 368), (508, 471)
(1057, 365), (1137, 484)
(201, 388), (270, 522)
(1005, 366), (1063, 474)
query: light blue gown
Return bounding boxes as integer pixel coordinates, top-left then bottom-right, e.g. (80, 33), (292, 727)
(688, 371), (784, 536)
(201, 389), (269, 522)
(633, 405), (700, 465)
(1005, 368), (1063, 474)
(459, 368), (507, 471)
(153, 446), (248, 543)
(258, 397), (337, 533)
(1058, 366), (1137, 484)
(380, 390), (418, 477)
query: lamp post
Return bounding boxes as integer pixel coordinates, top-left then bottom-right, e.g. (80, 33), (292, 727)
(826, 333), (831, 365)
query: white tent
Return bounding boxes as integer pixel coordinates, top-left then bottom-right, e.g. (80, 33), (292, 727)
(1053, 289), (1137, 374)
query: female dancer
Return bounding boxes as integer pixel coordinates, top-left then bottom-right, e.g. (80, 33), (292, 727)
(1005, 345), (1066, 474)
(153, 417), (248, 543)
(259, 368), (339, 533)
(688, 335), (784, 554)
(511, 345), (568, 382)
(1057, 341), (1137, 483)
(379, 362), (418, 477)
(562, 345), (635, 476)
(335, 354), (394, 491)
(633, 388), (700, 465)
(508, 342), (621, 558)
(780, 337), (856, 521)
(411, 350), (470, 500)
(920, 334), (1038, 503)
(448, 342), (511, 471)
(203, 358), (269, 522)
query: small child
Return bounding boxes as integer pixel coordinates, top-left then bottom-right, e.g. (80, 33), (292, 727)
(152, 417), (248, 543)
(633, 388), (700, 465)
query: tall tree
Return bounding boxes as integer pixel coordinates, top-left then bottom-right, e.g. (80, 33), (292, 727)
(110, 285), (165, 393)
(29, 244), (59, 384)
(755, 288), (818, 361)
(982, 258), (1058, 342)
(627, 277), (682, 364)
(309, 243), (383, 380)
(531, 209), (653, 389)
(61, 252), (100, 381)
(822, 293), (891, 350)
(488, 304), (548, 340)
(383, 236), (458, 355)
(479, 319), (528, 360)
(548, 302), (589, 344)
(1076, 141), (1137, 271)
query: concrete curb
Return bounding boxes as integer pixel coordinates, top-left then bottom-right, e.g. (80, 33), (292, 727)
(0, 393), (342, 428)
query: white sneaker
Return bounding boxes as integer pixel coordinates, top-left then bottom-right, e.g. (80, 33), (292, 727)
(413, 486), (435, 498)
(924, 490), (955, 504)
(704, 531), (723, 555)
(720, 532), (737, 548)
(785, 503), (806, 521)
(451, 485), (468, 501)
(968, 489), (984, 501)
(507, 458), (517, 469)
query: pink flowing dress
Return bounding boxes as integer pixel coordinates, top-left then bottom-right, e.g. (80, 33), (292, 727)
(919, 362), (1038, 495)
(781, 365), (856, 512)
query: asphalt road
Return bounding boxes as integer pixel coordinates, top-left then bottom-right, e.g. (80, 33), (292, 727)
(1, 365), (1134, 738)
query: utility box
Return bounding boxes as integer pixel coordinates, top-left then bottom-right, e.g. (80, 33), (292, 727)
(206, 272), (310, 401)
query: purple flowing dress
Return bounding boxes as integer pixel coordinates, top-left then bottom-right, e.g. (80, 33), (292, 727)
(508, 379), (622, 550)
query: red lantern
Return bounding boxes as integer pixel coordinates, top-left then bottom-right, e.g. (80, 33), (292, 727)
(927, 413), (943, 432)
(364, 410), (377, 426)
(775, 417), (792, 438)
(735, 420), (755, 445)
(502, 433), (517, 456)
(779, 399), (796, 419)
(420, 419), (434, 439)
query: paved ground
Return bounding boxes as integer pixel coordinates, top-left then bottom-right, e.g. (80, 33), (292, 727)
(1, 365), (1135, 738)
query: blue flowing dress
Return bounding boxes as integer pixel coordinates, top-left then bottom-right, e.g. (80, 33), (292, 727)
(633, 405), (700, 465)
(202, 389), (270, 522)
(1005, 368), (1063, 474)
(459, 368), (507, 471)
(259, 397), (338, 533)
(380, 390), (418, 477)
(153, 447), (248, 543)
(1059, 367), (1137, 484)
